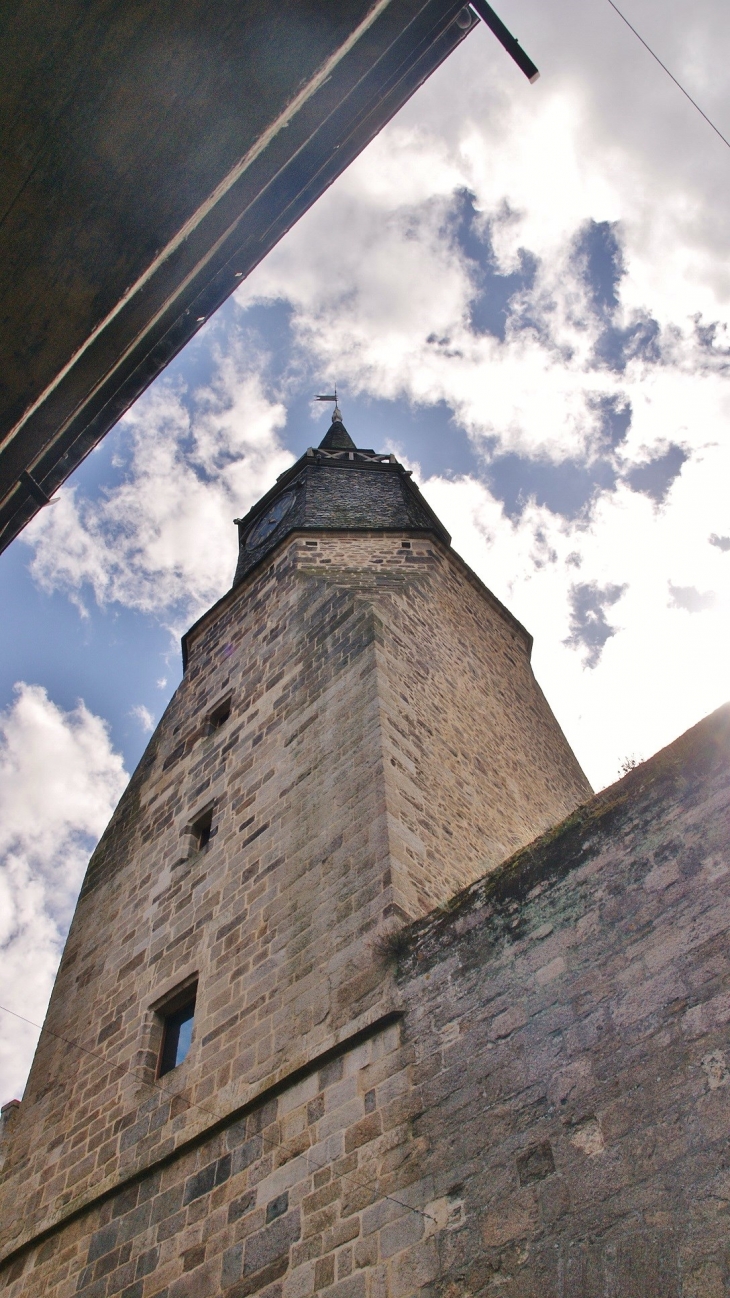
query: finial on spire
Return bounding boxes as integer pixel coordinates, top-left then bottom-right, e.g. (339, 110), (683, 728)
(315, 386), (356, 452)
(315, 388), (342, 423)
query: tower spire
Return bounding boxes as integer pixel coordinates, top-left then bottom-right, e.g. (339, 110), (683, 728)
(315, 388), (356, 451)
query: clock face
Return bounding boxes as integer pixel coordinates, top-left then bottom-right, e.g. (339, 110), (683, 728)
(245, 492), (296, 548)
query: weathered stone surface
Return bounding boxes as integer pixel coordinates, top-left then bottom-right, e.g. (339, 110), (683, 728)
(0, 705), (729, 1295)
(0, 525), (588, 1263)
(5, 477), (728, 1296)
(0, 702), (729, 1293)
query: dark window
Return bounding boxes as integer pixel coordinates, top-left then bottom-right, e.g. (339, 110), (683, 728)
(305, 540), (317, 548)
(192, 807), (213, 851)
(209, 698), (231, 730)
(401, 541), (411, 549)
(158, 991), (197, 1076)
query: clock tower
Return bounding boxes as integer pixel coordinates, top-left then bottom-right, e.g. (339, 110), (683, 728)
(0, 406), (591, 1295)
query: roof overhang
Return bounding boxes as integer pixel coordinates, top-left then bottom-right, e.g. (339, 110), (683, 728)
(0, 0), (479, 554)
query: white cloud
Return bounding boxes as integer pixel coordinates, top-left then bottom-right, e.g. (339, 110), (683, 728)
(0, 685), (128, 1101)
(237, 0), (730, 467)
(130, 704), (155, 732)
(418, 449), (730, 790)
(23, 350), (293, 626)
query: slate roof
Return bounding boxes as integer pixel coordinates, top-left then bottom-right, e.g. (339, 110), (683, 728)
(231, 414), (451, 588)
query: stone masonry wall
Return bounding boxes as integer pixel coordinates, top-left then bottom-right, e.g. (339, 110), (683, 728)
(0, 528), (590, 1281)
(369, 540), (590, 911)
(395, 701), (730, 1297)
(1, 703), (729, 1296)
(0, 536), (394, 1255)
(1, 1017), (421, 1298)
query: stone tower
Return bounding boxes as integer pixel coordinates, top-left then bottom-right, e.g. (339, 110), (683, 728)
(0, 409), (591, 1295)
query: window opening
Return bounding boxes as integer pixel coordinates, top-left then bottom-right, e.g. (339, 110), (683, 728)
(192, 807), (213, 851)
(208, 697), (231, 730)
(305, 540), (318, 548)
(158, 987), (197, 1077)
(401, 541), (411, 549)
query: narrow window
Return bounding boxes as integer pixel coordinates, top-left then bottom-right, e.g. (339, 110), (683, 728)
(305, 540), (318, 548)
(192, 807), (213, 851)
(401, 541), (411, 549)
(208, 697), (231, 731)
(158, 987), (197, 1077)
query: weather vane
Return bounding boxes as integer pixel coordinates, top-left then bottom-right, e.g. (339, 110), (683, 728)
(315, 388), (342, 421)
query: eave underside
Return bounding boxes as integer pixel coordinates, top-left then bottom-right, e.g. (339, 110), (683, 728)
(0, 0), (476, 555)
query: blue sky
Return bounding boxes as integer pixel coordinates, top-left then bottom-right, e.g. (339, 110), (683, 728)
(2, 0), (730, 1099)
